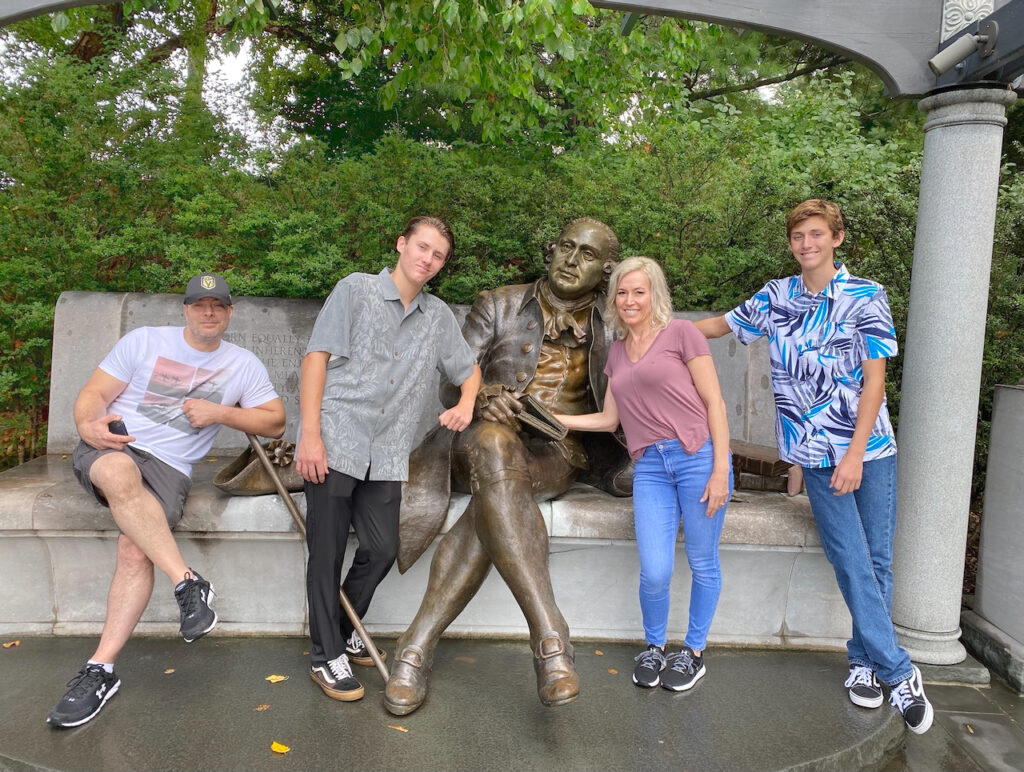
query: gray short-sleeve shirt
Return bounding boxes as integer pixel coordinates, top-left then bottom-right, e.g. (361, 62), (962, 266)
(303, 268), (475, 481)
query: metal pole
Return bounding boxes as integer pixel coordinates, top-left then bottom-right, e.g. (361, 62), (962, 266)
(246, 433), (389, 681)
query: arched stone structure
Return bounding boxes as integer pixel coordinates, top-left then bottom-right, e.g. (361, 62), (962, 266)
(2, 0), (1020, 667)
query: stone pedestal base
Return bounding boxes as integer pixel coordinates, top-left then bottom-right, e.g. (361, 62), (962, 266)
(893, 621), (966, 665)
(961, 609), (1024, 694)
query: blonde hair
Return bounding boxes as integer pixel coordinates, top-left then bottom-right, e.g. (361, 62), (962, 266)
(786, 199), (844, 239)
(605, 256), (673, 338)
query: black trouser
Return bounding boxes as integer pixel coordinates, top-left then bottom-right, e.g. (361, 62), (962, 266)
(304, 469), (401, 666)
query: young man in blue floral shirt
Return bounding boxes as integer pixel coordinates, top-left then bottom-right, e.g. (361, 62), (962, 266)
(697, 199), (932, 734)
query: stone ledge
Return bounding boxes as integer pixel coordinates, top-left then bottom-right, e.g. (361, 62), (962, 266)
(2, 453), (815, 547)
(0, 452), (842, 645)
(0, 535), (850, 647)
(961, 609), (1024, 693)
(549, 483), (818, 546)
(917, 651), (991, 686)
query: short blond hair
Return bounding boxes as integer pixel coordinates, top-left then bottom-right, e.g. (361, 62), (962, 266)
(786, 199), (845, 239)
(605, 257), (673, 338)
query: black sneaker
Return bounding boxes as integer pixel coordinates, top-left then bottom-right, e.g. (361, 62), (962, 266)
(345, 630), (387, 667)
(174, 569), (217, 643)
(310, 654), (364, 701)
(632, 644), (667, 688)
(660, 646), (705, 692)
(845, 664), (883, 708)
(46, 664), (120, 728)
(889, 665), (934, 734)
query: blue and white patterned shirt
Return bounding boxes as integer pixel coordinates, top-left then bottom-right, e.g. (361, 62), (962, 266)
(725, 263), (898, 468)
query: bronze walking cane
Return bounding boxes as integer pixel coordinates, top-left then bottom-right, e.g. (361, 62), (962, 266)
(245, 433), (390, 681)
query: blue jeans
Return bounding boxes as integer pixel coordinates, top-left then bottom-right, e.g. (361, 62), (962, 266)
(802, 454), (913, 685)
(632, 438), (732, 651)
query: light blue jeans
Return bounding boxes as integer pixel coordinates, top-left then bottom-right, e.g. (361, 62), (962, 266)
(802, 453), (914, 685)
(632, 438), (732, 651)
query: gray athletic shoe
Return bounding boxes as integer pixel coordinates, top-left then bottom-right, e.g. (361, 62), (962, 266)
(660, 646), (705, 692)
(47, 663), (120, 728)
(174, 569), (217, 643)
(632, 644), (667, 688)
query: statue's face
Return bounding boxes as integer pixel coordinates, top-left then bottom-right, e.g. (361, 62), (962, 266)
(547, 221), (612, 300)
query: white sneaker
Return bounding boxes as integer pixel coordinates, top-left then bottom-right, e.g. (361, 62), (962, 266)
(309, 653), (364, 701)
(845, 664), (883, 708)
(345, 630), (387, 667)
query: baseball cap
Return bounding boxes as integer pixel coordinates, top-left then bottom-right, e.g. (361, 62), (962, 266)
(184, 273), (233, 306)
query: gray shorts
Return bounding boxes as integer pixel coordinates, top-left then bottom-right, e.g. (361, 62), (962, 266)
(72, 441), (192, 528)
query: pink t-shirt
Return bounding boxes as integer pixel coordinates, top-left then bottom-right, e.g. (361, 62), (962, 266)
(604, 318), (713, 459)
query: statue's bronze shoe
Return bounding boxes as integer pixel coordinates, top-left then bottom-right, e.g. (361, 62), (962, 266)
(384, 644), (431, 716)
(534, 632), (579, 707)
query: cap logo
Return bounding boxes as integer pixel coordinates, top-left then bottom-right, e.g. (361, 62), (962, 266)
(201, 276), (216, 290)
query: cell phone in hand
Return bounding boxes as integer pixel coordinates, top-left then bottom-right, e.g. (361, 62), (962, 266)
(108, 420), (129, 436)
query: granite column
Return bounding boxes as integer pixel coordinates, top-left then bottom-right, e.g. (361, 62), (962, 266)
(892, 87), (1016, 664)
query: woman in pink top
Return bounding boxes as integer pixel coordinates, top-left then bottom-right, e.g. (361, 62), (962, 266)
(556, 256), (732, 692)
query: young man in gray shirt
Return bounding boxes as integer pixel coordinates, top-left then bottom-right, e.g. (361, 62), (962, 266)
(296, 216), (481, 701)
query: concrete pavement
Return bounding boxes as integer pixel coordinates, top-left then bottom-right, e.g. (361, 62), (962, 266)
(0, 636), (1021, 772)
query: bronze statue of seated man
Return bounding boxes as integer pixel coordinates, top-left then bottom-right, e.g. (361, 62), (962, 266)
(385, 218), (632, 715)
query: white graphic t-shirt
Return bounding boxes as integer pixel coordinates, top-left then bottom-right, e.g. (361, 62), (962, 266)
(99, 326), (279, 476)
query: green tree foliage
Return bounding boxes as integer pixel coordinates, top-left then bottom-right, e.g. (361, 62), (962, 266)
(242, 3), (863, 154)
(250, 54), (484, 157)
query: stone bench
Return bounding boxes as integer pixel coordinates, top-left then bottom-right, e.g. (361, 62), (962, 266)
(0, 290), (849, 649)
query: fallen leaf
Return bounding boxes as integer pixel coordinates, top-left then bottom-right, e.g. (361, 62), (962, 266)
(164, 668), (175, 674)
(2, 640), (20, 649)
(255, 704), (270, 712)
(387, 725), (409, 733)
(607, 668), (618, 675)
(302, 651), (309, 656)
(270, 741), (290, 754)
(966, 724), (975, 734)
(205, 456), (218, 462)
(265, 674), (289, 683)
(594, 649), (603, 656)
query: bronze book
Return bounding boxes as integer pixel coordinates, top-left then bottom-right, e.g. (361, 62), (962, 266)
(517, 393), (568, 441)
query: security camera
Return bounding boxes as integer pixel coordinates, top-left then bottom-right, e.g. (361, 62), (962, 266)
(928, 33), (983, 76)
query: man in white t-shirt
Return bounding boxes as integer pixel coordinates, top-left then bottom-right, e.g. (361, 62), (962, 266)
(46, 274), (286, 729)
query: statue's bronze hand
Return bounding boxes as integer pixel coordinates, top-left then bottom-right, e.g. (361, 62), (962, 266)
(480, 389), (523, 431)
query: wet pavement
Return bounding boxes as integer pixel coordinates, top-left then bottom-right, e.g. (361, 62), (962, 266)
(0, 636), (1021, 771)
(881, 674), (1024, 772)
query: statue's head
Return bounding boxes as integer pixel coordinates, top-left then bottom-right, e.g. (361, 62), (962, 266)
(544, 218), (619, 300)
